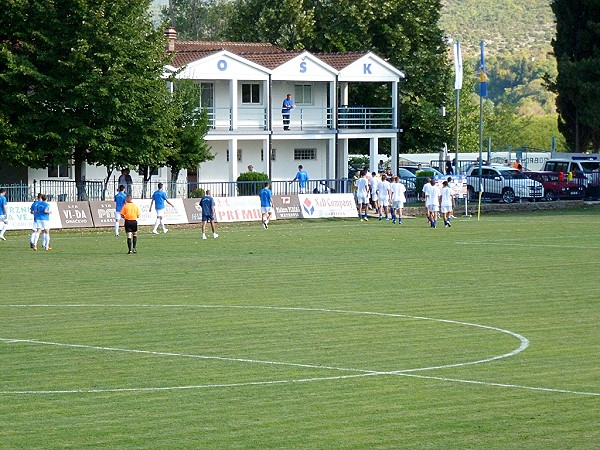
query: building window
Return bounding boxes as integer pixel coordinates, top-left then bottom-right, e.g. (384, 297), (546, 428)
(271, 148), (276, 161)
(48, 163), (70, 178)
(226, 150), (229, 162)
(242, 83), (261, 104)
(237, 148), (243, 161)
(294, 148), (317, 160)
(294, 84), (312, 105)
(261, 149), (264, 162)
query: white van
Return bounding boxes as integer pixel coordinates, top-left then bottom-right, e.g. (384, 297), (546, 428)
(543, 157), (600, 174)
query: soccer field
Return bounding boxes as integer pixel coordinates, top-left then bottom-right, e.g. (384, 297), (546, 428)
(1, 208), (599, 448)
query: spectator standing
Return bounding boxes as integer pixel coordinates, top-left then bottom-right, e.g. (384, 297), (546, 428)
(290, 165), (309, 194)
(114, 185), (127, 237)
(121, 195), (140, 254)
(281, 94), (295, 130)
(200, 189), (218, 239)
(259, 182), (273, 229)
(513, 159), (523, 171)
(118, 168), (133, 195)
(150, 182), (175, 234)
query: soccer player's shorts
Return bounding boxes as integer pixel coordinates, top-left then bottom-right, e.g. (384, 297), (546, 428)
(379, 197), (389, 207)
(357, 194), (368, 205)
(0, 214), (7, 223)
(202, 214), (214, 223)
(261, 206), (273, 214)
(115, 209), (123, 220)
(124, 219), (138, 233)
(427, 203), (440, 212)
(392, 200), (404, 209)
(36, 219), (50, 230)
(441, 205), (452, 213)
(155, 208), (165, 217)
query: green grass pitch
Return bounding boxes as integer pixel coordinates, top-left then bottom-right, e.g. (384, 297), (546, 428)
(1, 208), (599, 448)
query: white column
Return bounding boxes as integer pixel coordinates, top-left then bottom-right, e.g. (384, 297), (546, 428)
(391, 136), (398, 175)
(229, 138), (238, 182)
(340, 138), (349, 179)
(262, 139), (270, 175)
(392, 81), (399, 129)
(230, 80), (238, 130)
(369, 137), (379, 173)
(340, 82), (349, 106)
(327, 137), (336, 179)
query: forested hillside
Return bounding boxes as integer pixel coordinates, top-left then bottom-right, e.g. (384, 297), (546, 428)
(440, 0), (555, 57)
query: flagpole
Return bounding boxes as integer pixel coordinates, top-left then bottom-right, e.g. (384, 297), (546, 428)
(477, 40), (487, 220)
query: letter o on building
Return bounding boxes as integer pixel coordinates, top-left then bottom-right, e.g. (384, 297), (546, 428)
(217, 60), (228, 71)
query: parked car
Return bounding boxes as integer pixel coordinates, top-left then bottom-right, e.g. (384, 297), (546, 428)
(465, 165), (544, 203)
(398, 165), (444, 177)
(542, 157), (600, 198)
(524, 171), (585, 201)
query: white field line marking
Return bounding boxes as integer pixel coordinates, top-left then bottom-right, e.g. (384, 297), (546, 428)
(392, 373), (600, 397)
(0, 304), (597, 396)
(0, 338), (377, 374)
(455, 241), (600, 250)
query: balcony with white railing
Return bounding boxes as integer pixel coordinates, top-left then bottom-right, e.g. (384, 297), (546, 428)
(204, 105), (395, 132)
(337, 106), (394, 130)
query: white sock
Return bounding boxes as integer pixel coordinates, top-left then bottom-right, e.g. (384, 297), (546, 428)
(114, 221), (119, 235)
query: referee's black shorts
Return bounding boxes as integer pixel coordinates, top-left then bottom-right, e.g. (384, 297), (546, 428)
(124, 219), (138, 233)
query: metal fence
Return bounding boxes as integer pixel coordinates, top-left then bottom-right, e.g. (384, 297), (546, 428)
(3, 173), (598, 204)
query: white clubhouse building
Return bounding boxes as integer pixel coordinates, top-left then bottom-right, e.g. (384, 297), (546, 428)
(4, 31), (404, 192)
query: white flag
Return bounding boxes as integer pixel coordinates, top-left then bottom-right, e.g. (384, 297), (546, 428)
(453, 40), (463, 90)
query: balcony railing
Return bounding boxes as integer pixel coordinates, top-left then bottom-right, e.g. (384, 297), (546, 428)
(204, 106), (394, 131)
(271, 107), (333, 131)
(338, 106), (394, 129)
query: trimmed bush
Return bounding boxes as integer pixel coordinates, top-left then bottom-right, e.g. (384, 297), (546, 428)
(189, 188), (205, 198)
(237, 171), (269, 196)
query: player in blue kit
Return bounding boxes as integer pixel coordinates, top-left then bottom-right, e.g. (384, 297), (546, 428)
(200, 189), (218, 240)
(114, 185), (127, 237)
(32, 194), (52, 250)
(29, 193), (42, 247)
(0, 188), (7, 241)
(150, 183), (175, 234)
(290, 165), (309, 194)
(259, 182), (273, 229)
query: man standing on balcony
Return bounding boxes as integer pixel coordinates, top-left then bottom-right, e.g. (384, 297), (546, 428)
(150, 183), (175, 234)
(281, 93), (295, 130)
(290, 165), (309, 194)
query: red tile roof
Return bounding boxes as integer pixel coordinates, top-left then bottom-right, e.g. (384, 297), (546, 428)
(168, 40), (373, 72)
(313, 52), (370, 70)
(170, 41), (286, 68)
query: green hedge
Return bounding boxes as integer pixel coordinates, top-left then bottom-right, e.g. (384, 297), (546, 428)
(236, 171), (269, 196)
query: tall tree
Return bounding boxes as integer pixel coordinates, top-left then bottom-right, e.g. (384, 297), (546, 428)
(162, 0), (235, 41)
(550, 0), (600, 152)
(0, 0), (173, 196)
(226, 0), (452, 154)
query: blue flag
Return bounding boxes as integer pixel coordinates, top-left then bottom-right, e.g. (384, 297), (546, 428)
(479, 40), (488, 97)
